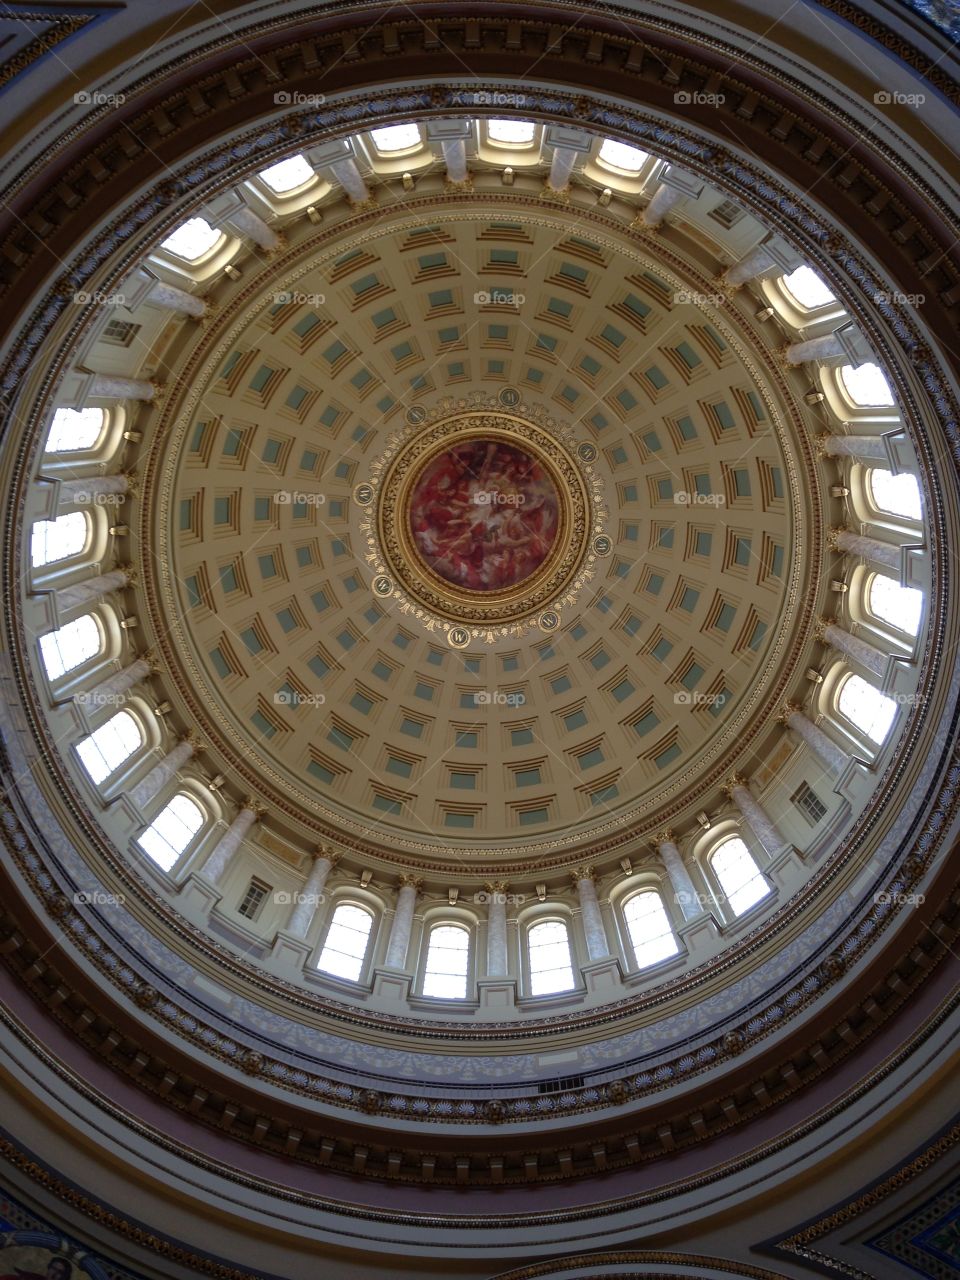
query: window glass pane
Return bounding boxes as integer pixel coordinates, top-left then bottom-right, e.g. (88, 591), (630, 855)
(528, 919), (575, 994)
(46, 407), (104, 453)
(317, 904), (373, 981)
(597, 139), (648, 172)
(76, 710), (141, 784)
(370, 123), (420, 152)
(867, 574), (922, 636)
(31, 512), (87, 566)
(258, 153), (314, 192)
(623, 891), (679, 967)
(161, 217), (222, 261)
(422, 924), (470, 998)
(838, 674), (897, 744)
(840, 363), (894, 407)
(488, 119), (536, 143)
(138, 793), (204, 871)
(781, 265), (835, 309)
(711, 836), (770, 916)
(39, 614), (101, 679)
(868, 469), (921, 520)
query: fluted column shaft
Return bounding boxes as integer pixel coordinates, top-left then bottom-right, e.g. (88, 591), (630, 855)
(574, 872), (609, 961)
(330, 158), (369, 202)
(79, 657), (151, 709)
(822, 622), (888, 678)
(148, 280), (206, 317)
(129, 740), (194, 810)
(55, 569), (131, 613)
(727, 783), (783, 856)
(286, 853), (336, 938)
(485, 883), (508, 977)
(441, 138), (468, 183)
(833, 530), (901, 570)
(384, 880), (419, 969)
(657, 836), (701, 920)
(227, 206), (279, 251)
(87, 373), (155, 401)
(785, 710), (849, 774)
(202, 807), (257, 885)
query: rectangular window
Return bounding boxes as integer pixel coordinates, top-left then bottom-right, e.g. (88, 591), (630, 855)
(237, 879), (270, 920)
(792, 782), (827, 825)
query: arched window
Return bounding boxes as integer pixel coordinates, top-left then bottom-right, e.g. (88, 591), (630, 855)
(46, 407), (105, 453)
(31, 512), (88, 566)
(317, 903), (373, 981)
(868, 469), (921, 521)
(527, 919), (575, 995)
(258, 153), (314, 193)
(487, 119), (536, 144)
(138, 793), (204, 871)
(370, 123), (420, 152)
(837, 674), (897, 744)
(867, 574), (923, 636)
(161, 217), (222, 261)
(623, 890), (679, 968)
(76, 710), (142, 784)
(710, 837), (771, 917)
(422, 923), (470, 998)
(781, 265), (835, 309)
(840, 363), (895, 408)
(38, 614), (101, 680)
(597, 138), (648, 172)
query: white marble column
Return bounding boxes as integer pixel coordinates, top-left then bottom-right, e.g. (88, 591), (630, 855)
(656, 832), (702, 920)
(830, 528), (902, 571)
(201, 804), (258, 885)
(58, 474), (130, 508)
(818, 434), (888, 461)
(484, 881), (509, 977)
(819, 620), (888, 679)
(782, 705), (849, 774)
(148, 280), (207, 317)
(441, 138), (468, 183)
(548, 146), (580, 191)
(723, 235), (800, 287)
(330, 157), (369, 203)
(286, 848), (339, 938)
(55, 567), (133, 613)
(128, 738), (195, 810)
(724, 777), (783, 856)
(571, 868), (609, 961)
(384, 876), (420, 969)
(784, 322), (872, 368)
(85, 373), (156, 401)
(78, 656), (151, 709)
(642, 183), (687, 226)
(226, 206), (280, 251)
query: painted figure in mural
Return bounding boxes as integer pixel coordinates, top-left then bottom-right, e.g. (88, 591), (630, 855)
(409, 440), (559, 591)
(0, 1255), (72, 1280)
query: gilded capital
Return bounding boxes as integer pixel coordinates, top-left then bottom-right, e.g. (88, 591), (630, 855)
(398, 873), (422, 891)
(722, 774), (747, 796)
(778, 702), (802, 725)
(654, 829), (675, 848)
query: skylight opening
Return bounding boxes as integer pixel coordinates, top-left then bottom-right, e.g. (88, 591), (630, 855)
(160, 217), (222, 262)
(46, 407), (105, 453)
(869, 468), (921, 520)
(39, 615), (101, 680)
(838, 674), (897, 744)
(138, 794), (205, 871)
(867, 574), (923, 636)
(31, 513), (87, 566)
(370, 123), (421, 152)
(711, 837), (771, 916)
(840, 362), (895, 407)
(781, 265), (836, 310)
(76, 711), (142, 784)
(597, 138), (649, 173)
(258, 153), (315, 193)
(487, 119), (536, 144)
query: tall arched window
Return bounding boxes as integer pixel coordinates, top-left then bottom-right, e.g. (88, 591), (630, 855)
(161, 217), (222, 261)
(597, 139), (648, 172)
(840, 363), (895, 407)
(258, 153), (314, 193)
(370, 123), (421, 152)
(710, 837), (771, 917)
(868, 469), (921, 521)
(317, 904), (373, 981)
(45, 407), (105, 453)
(867, 574), (923, 637)
(488, 119), (536, 144)
(76, 710), (142, 784)
(31, 512), (88, 566)
(781, 265), (835, 309)
(837, 674), (897, 744)
(38, 614), (102, 680)
(138, 793), (205, 871)
(623, 890), (679, 968)
(527, 919), (575, 995)
(422, 923), (470, 998)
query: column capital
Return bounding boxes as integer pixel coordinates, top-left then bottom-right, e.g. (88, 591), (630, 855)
(398, 873), (422, 892)
(827, 526), (849, 551)
(181, 730), (204, 752)
(312, 844), (340, 865)
(654, 829), (675, 848)
(483, 879), (509, 895)
(240, 797), (266, 820)
(722, 774), (747, 796)
(778, 701), (802, 725)
(570, 864), (596, 886)
(141, 649), (163, 674)
(117, 563), (138, 585)
(814, 617), (833, 642)
(815, 433), (833, 461)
